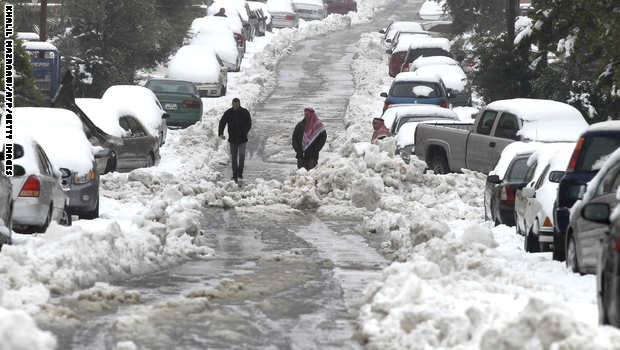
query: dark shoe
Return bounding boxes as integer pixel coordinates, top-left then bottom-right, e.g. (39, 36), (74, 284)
(231, 176), (238, 182)
(238, 175), (243, 179)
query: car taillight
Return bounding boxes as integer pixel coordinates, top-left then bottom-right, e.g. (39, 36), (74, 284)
(566, 137), (584, 172)
(500, 184), (514, 203)
(285, 14), (295, 20)
(439, 100), (449, 108)
(19, 175), (40, 197)
(183, 100), (201, 108)
(615, 233), (620, 252)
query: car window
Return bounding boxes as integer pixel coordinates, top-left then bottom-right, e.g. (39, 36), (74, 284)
(494, 113), (520, 140)
(597, 163), (620, 195)
(127, 117), (147, 137)
(534, 164), (550, 190)
(524, 160), (538, 184)
(406, 48), (452, 63)
(476, 110), (498, 135)
(505, 157), (529, 182)
(577, 135), (620, 172)
(390, 82), (441, 98)
(35, 145), (51, 176)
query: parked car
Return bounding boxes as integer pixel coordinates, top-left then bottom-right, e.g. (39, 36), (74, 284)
(76, 98), (162, 172)
(553, 121), (620, 261)
(14, 107), (104, 219)
(389, 31), (431, 54)
(380, 21), (425, 45)
(565, 147), (620, 274)
(418, 0), (450, 21)
(144, 79), (203, 128)
(208, 0), (255, 42)
(400, 37), (452, 73)
(324, 0), (357, 14)
(10, 134), (71, 233)
(267, 0), (299, 28)
(203, 6), (248, 53)
(514, 143), (575, 252)
(387, 33), (430, 77)
(485, 142), (540, 227)
(292, 0), (326, 20)
(414, 63), (471, 106)
(382, 105), (460, 163)
(421, 20), (454, 35)
(249, 5), (268, 36)
(594, 201), (620, 327)
(0, 143), (24, 246)
(190, 16), (243, 72)
(414, 99), (589, 175)
(102, 85), (169, 146)
(380, 72), (451, 112)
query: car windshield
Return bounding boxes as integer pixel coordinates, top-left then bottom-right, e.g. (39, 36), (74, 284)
(406, 48), (452, 63)
(577, 135), (620, 172)
(506, 157), (529, 182)
(391, 82), (441, 98)
(147, 81), (196, 95)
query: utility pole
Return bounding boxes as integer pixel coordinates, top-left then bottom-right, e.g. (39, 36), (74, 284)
(39, 0), (48, 42)
(506, 0), (517, 46)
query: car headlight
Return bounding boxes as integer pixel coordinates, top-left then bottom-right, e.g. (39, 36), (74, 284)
(74, 169), (95, 184)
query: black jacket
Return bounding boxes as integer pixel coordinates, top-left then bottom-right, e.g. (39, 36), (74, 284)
(219, 107), (252, 144)
(292, 119), (327, 159)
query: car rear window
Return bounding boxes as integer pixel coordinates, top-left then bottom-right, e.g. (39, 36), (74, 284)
(390, 82), (442, 98)
(406, 48), (453, 63)
(147, 81), (196, 94)
(577, 135), (620, 172)
(506, 157), (529, 182)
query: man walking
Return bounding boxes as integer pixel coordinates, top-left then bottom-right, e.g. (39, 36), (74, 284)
(219, 98), (252, 182)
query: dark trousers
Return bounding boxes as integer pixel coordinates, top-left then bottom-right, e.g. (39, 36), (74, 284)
(297, 153), (319, 170)
(230, 142), (247, 178)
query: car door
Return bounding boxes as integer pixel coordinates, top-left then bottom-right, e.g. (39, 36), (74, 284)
(34, 145), (56, 215)
(579, 163), (620, 268)
(516, 159), (537, 233)
(37, 145), (65, 219)
(466, 109), (498, 173)
(488, 112), (520, 173)
(121, 116), (157, 168)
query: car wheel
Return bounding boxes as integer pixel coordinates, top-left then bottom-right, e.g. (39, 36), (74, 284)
(566, 235), (580, 273)
(81, 200), (99, 220)
(146, 152), (155, 167)
(60, 205), (72, 226)
(35, 205), (53, 233)
(524, 228), (540, 253)
(428, 153), (449, 174)
(599, 273), (611, 325)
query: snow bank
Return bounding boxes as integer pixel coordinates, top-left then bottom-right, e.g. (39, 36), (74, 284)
(0, 307), (56, 350)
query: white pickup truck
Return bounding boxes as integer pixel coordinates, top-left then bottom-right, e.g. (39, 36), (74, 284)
(413, 98), (589, 174)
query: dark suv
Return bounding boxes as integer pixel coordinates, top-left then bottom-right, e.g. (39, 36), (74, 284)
(553, 121), (620, 261)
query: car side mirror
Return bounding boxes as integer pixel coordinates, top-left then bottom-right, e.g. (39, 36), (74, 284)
(162, 113), (170, 120)
(13, 165), (25, 176)
(581, 203), (610, 225)
(386, 38), (391, 43)
(94, 148), (112, 159)
(0, 144), (24, 161)
(379, 29), (385, 34)
(549, 171), (564, 183)
(59, 167), (72, 178)
(380, 92), (388, 98)
(487, 174), (501, 184)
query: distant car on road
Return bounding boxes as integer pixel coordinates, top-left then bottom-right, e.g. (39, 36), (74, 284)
(324, 0), (357, 14)
(190, 16), (244, 72)
(292, 0), (326, 20)
(267, 0), (299, 28)
(144, 79), (203, 128)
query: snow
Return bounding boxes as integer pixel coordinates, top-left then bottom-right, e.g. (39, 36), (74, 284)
(514, 16), (533, 45)
(189, 16), (240, 68)
(267, 0), (295, 13)
(247, 1), (272, 23)
(14, 107), (96, 175)
(75, 98), (128, 138)
(16, 32), (39, 41)
(386, 22), (425, 42)
(292, 0), (324, 6)
(12, 134), (46, 177)
(102, 86), (165, 139)
(408, 36), (451, 51)
(487, 98), (589, 142)
(394, 71), (441, 84)
(166, 45), (221, 86)
(418, 0), (449, 21)
(208, 0), (249, 22)
(581, 147), (620, 205)
(393, 34), (430, 53)
(5, 1), (620, 347)
(584, 120), (620, 133)
(21, 41), (58, 51)
(395, 119), (458, 149)
(382, 104), (458, 129)
(414, 64), (467, 91)
(411, 55), (458, 70)
(490, 141), (544, 179)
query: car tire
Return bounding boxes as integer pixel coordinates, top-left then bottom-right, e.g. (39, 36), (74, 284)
(552, 228), (566, 261)
(60, 205), (72, 226)
(599, 273), (611, 325)
(428, 153), (449, 175)
(566, 235), (580, 273)
(34, 205), (53, 233)
(524, 228), (540, 253)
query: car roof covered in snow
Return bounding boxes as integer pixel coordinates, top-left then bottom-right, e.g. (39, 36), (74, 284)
(408, 37), (450, 51)
(394, 71), (442, 83)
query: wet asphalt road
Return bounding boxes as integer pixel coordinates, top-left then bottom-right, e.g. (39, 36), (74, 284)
(47, 1), (425, 348)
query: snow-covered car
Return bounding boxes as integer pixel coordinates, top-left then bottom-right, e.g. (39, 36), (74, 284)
(248, 1), (272, 33)
(14, 107), (104, 219)
(421, 20), (454, 35)
(414, 63), (471, 106)
(567, 147), (620, 274)
(381, 104), (462, 163)
(514, 142), (575, 252)
(190, 16), (243, 72)
(267, 0), (299, 28)
(76, 98), (162, 171)
(418, 0), (450, 21)
(144, 80), (203, 128)
(167, 45), (228, 99)
(11, 134), (71, 233)
(400, 37), (452, 73)
(324, 0), (357, 14)
(102, 85), (169, 146)
(380, 21), (425, 45)
(411, 55), (459, 70)
(292, 0), (326, 21)
(208, 0), (254, 43)
(0, 143), (23, 245)
(387, 33), (430, 77)
(380, 72), (451, 111)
